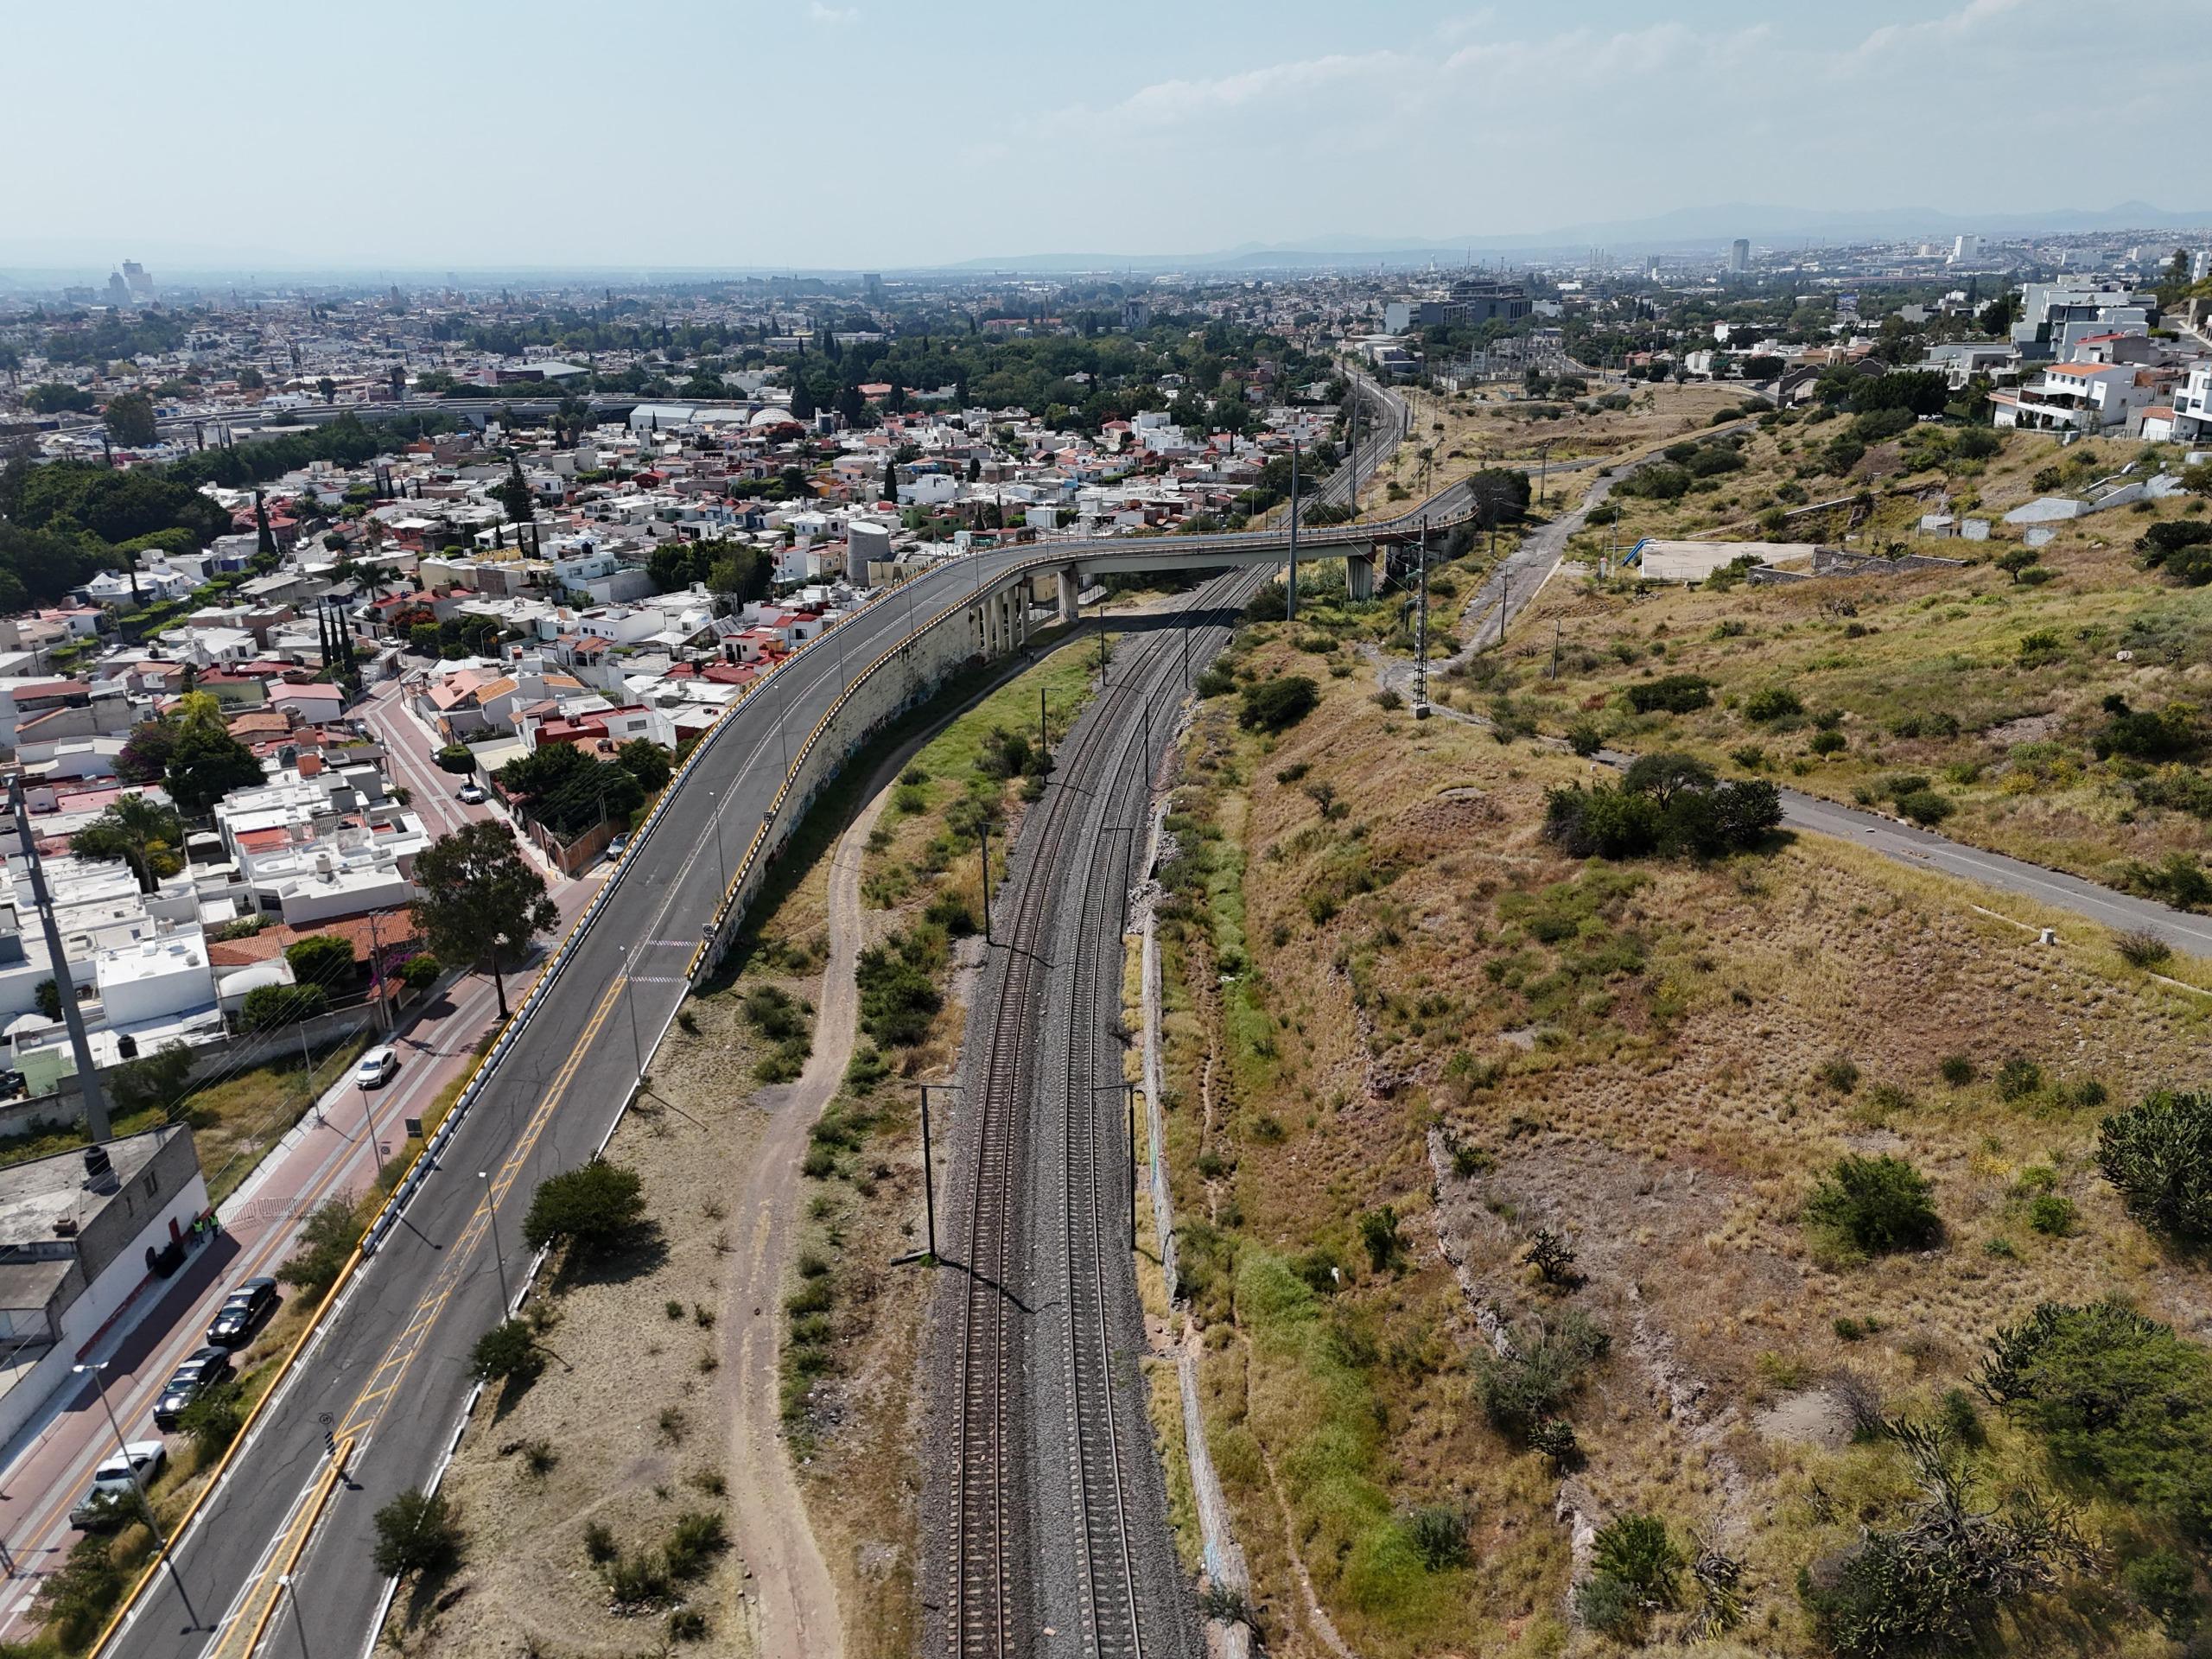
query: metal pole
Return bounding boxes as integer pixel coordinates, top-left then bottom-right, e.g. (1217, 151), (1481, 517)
(1498, 572), (1510, 649)
(279, 1573), (311, 1658)
(480, 1171), (510, 1313)
(359, 1082), (385, 1173)
(365, 908), (391, 1033)
(979, 817), (992, 944)
(12, 779), (109, 1140)
(916, 1085), (938, 1259)
(1039, 685), (1048, 765)
(1127, 1083), (1138, 1248)
(1414, 518), (1430, 710)
(1287, 439), (1300, 621)
(78, 1363), (202, 1630)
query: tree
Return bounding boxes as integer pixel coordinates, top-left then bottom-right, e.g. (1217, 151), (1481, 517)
(496, 742), (641, 837)
(409, 820), (559, 1018)
(315, 376), (337, 406)
(616, 738), (671, 792)
(434, 743), (476, 775)
(2095, 1089), (2212, 1244)
(177, 1381), (245, 1461)
(283, 932), (357, 989)
(493, 455), (533, 524)
(372, 1487), (462, 1580)
(253, 489), (276, 557)
(522, 1160), (645, 1256)
(164, 716), (265, 817)
(787, 376), (814, 422)
(103, 392), (156, 448)
(468, 1319), (542, 1383)
(1621, 752), (1715, 807)
(276, 1195), (362, 1298)
(1996, 546), (2039, 584)
(34, 977), (60, 1020)
(72, 793), (185, 893)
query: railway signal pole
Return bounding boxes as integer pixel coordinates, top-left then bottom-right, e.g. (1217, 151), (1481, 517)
(978, 817), (993, 944)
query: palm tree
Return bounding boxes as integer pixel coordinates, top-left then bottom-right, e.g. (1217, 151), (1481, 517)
(73, 793), (187, 893)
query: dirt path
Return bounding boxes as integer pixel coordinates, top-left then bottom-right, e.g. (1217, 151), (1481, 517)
(721, 789), (892, 1659)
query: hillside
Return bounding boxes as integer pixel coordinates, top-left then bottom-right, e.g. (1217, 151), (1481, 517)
(1141, 619), (2212, 1657)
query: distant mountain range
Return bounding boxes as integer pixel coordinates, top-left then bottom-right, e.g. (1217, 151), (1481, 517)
(8, 202), (2212, 286)
(945, 200), (2212, 273)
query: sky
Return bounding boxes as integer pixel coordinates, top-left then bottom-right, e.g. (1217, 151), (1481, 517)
(6, 0), (2210, 274)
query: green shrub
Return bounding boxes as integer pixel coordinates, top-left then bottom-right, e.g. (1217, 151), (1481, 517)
(1565, 718), (1603, 757)
(1995, 1054), (2043, 1101)
(1573, 1570), (1640, 1637)
(663, 1510), (728, 1580)
(276, 1194), (363, 1299)
(400, 953), (442, 990)
(856, 931), (943, 1046)
(1804, 1154), (1941, 1257)
(1743, 686), (1803, 722)
(178, 1380), (245, 1461)
(1402, 1504), (1469, 1571)
(1593, 1513), (1683, 1601)
(1895, 788), (1954, 826)
(1194, 664), (1235, 698)
(1808, 728), (1847, 756)
(2113, 927), (2172, 968)
(239, 982), (330, 1031)
(1357, 1206), (1403, 1273)
(1475, 1310), (1610, 1439)
(1816, 1055), (1860, 1094)
(1938, 1054), (1974, 1087)
(1239, 675), (1320, 733)
(2027, 1193), (2075, 1236)
(2123, 1548), (2200, 1637)
(1625, 674), (1712, 715)
(2096, 1089), (2212, 1243)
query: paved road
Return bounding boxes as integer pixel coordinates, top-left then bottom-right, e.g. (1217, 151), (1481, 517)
(1373, 448), (2212, 963)
(91, 382), (1416, 1659)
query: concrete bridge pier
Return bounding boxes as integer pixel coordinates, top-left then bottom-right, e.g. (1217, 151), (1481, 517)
(1346, 548), (1377, 602)
(1058, 565), (1081, 625)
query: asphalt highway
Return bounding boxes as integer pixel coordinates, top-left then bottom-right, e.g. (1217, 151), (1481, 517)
(104, 385), (1417, 1659)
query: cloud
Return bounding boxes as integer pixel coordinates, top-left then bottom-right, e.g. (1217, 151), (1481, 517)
(1849, 0), (2031, 63)
(807, 2), (857, 23)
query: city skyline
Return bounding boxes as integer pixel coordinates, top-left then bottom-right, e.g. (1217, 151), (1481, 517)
(10, 0), (2210, 274)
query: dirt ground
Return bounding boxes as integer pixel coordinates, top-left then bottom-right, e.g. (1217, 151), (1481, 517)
(1146, 633), (2212, 1658)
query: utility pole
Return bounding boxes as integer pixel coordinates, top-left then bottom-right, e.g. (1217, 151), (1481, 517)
(913, 1084), (941, 1259)
(978, 817), (992, 944)
(1498, 571), (1510, 649)
(12, 779), (108, 1141)
(1039, 685), (1049, 766)
(77, 1363), (201, 1630)
(365, 909), (393, 1034)
(1286, 438), (1300, 622)
(1550, 618), (1561, 680)
(1413, 518), (1430, 716)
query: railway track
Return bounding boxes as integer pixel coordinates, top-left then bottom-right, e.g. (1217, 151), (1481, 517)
(952, 381), (1401, 1659)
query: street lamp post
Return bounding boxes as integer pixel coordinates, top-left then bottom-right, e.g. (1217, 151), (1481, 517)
(74, 1363), (203, 1630)
(359, 1084), (385, 1174)
(278, 1573), (311, 1658)
(480, 1172), (511, 1313)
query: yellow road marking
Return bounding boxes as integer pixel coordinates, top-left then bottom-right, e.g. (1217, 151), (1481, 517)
(201, 1437), (353, 1659)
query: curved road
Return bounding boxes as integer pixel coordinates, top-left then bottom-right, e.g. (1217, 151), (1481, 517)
(93, 383), (1416, 1659)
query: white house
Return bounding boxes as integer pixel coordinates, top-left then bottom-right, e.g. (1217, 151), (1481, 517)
(1989, 361), (2167, 435)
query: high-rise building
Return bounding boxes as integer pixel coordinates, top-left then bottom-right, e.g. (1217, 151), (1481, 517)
(1949, 233), (1983, 265)
(1728, 238), (1750, 274)
(121, 259), (152, 297)
(863, 272), (884, 302)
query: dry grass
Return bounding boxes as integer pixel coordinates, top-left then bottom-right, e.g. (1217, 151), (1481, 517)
(385, 980), (777, 1656)
(1356, 380), (1752, 519)
(1150, 626), (2212, 1657)
(1485, 423), (2212, 890)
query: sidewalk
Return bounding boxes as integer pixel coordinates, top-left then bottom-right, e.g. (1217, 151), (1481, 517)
(0, 872), (594, 1636)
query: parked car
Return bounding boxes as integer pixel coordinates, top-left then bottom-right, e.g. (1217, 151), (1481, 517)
(353, 1046), (399, 1089)
(605, 833), (629, 860)
(205, 1276), (279, 1348)
(69, 1442), (166, 1530)
(457, 783), (487, 804)
(152, 1349), (233, 1430)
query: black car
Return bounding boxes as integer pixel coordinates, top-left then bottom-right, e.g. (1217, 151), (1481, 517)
(205, 1277), (279, 1348)
(152, 1348), (233, 1430)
